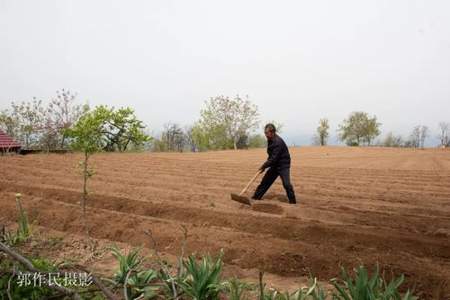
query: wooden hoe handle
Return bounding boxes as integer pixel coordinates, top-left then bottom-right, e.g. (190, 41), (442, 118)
(239, 170), (263, 196)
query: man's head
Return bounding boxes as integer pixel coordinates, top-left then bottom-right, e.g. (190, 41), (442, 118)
(264, 123), (276, 140)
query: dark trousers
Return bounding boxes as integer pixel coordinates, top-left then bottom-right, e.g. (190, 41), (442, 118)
(252, 167), (296, 204)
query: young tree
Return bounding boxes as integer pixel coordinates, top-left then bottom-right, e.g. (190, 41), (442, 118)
(316, 118), (330, 146)
(438, 122), (449, 148)
(338, 112), (381, 146)
(66, 105), (149, 233)
(66, 108), (107, 233)
(197, 95), (259, 150)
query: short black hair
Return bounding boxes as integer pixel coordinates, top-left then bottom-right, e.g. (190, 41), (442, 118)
(264, 123), (276, 133)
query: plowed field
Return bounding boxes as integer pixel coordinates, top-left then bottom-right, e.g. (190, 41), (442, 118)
(1, 147), (449, 297)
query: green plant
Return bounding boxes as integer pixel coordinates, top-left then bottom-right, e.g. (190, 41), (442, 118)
(331, 265), (418, 300)
(223, 277), (254, 300)
(178, 251), (224, 300)
(126, 269), (159, 299)
(287, 278), (327, 300)
(110, 245), (159, 299)
(2, 193), (31, 246)
(158, 260), (187, 299)
(0, 257), (56, 300)
(110, 245), (144, 284)
(15, 193), (30, 241)
(258, 278), (327, 300)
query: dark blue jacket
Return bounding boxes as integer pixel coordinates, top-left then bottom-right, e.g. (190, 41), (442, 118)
(262, 135), (291, 170)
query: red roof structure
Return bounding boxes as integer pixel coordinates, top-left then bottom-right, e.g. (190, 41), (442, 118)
(0, 130), (21, 152)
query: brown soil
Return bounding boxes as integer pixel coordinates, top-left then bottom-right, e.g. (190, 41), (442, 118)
(1, 147), (449, 298)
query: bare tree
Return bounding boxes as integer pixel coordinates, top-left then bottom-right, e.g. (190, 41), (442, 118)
(409, 126), (421, 148)
(438, 122), (449, 148)
(1, 91), (88, 151)
(184, 125), (197, 152)
(46, 89), (88, 149)
(11, 98), (45, 149)
(408, 125), (429, 148)
(419, 125), (429, 148)
(161, 122), (185, 152)
(315, 118), (330, 146)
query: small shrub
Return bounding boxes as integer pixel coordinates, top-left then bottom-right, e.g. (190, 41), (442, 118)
(223, 277), (254, 300)
(178, 251), (224, 300)
(259, 278), (326, 300)
(331, 265), (418, 300)
(110, 245), (158, 299)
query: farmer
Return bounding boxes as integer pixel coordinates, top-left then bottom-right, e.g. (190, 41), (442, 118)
(252, 123), (297, 204)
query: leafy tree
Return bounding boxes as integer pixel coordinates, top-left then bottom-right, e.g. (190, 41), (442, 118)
(191, 122), (232, 151)
(96, 106), (150, 152)
(10, 99), (45, 149)
(0, 109), (19, 138)
(338, 112), (381, 146)
(196, 95), (259, 150)
(382, 132), (404, 147)
(151, 138), (168, 152)
(66, 108), (106, 231)
(248, 134), (266, 148)
(66, 105), (149, 233)
(315, 118), (330, 146)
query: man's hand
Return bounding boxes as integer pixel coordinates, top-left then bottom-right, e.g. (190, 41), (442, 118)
(258, 165), (266, 173)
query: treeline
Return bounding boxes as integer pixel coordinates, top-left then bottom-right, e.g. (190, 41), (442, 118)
(152, 95), (268, 152)
(313, 112), (450, 148)
(0, 90), (88, 151)
(2, 91), (449, 153)
(0, 90), (150, 152)
(0, 93), (267, 153)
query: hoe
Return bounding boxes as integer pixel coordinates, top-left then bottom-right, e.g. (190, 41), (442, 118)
(230, 170), (263, 205)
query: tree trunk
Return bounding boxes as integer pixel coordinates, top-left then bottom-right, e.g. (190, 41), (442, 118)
(25, 133), (30, 149)
(82, 150), (89, 236)
(60, 134), (66, 149)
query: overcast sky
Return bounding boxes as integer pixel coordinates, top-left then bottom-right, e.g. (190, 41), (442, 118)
(1, 0), (449, 145)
